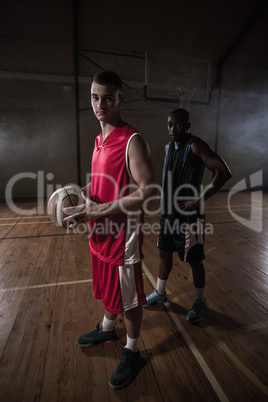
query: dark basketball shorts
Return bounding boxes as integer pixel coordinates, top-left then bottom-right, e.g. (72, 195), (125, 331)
(157, 215), (205, 262)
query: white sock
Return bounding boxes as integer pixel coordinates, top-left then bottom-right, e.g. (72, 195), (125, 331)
(102, 315), (116, 331)
(157, 278), (167, 295)
(125, 335), (139, 352)
(195, 287), (205, 302)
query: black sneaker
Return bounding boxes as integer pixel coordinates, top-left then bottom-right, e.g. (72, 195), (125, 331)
(77, 323), (118, 347)
(109, 347), (141, 389)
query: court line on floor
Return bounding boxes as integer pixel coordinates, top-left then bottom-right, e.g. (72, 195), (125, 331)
(205, 326), (268, 397)
(2, 264), (267, 397)
(219, 342), (268, 397)
(0, 221), (52, 226)
(142, 262), (229, 402)
(0, 232), (83, 240)
(1, 202), (267, 222)
(0, 216), (49, 220)
(0, 279), (93, 292)
(143, 263), (268, 398)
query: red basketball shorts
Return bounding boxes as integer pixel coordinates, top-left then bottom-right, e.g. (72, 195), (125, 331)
(91, 253), (146, 314)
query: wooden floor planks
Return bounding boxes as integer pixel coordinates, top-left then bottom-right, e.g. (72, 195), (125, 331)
(0, 193), (268, 401)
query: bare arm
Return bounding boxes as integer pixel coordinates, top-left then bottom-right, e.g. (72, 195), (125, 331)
(180, 138), (232, 211)
(81, 182), (91, 197)
(64, 135), (156, 224)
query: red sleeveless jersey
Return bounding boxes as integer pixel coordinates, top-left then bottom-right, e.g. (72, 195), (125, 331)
(88, 124), (144, 265)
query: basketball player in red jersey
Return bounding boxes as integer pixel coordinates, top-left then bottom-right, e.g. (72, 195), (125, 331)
(64, 70), (155, 389)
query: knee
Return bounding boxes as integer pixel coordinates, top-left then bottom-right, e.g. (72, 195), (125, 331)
(159, 250), (173, 262)
(189, 261), (205, 272)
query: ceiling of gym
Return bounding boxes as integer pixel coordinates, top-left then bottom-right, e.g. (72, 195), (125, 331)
(0, 0), (267, 88)
(77, 0), (268, 66)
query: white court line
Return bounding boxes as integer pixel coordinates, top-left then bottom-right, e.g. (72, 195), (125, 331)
(142, 262), (229, 402)
(205, 207), (264, 214)
(0, 279), (92, 292)
(0, 221), (52, 226)
(0, 216), (49, 220)
(205, 326), (268, 397)
(1, 202), (267, 221)
(144, 206), (266, 219)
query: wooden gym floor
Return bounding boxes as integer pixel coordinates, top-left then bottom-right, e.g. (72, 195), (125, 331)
(0, 192), (267, 401)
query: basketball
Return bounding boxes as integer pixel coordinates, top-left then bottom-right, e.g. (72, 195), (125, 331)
(47, 185), (85, 228)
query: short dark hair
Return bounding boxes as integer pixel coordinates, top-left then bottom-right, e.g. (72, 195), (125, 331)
(169, 108), (189, 122)
(93, 70), (123, 90)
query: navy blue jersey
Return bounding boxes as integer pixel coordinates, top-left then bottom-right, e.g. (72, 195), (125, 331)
(162, 134), (205, 222)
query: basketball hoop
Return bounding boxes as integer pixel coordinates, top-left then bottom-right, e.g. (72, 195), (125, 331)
(176, 87), (195, 110)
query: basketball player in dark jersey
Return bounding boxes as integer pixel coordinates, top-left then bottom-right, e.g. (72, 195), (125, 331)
(145, 108), (232, 323)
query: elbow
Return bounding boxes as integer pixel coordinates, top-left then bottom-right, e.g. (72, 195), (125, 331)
(221, 171), (232, 186)
(226, 169), (232, 181)
(221, 166), (232, 183)
(143, 183), (161, 212)
(147, 181), (160, 201)
(148, 184), (158, 198)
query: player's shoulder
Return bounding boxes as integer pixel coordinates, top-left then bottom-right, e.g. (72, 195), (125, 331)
(191, 136), (209, 148)
(190, 136), (214, 156)
(127, 130), (150, 157)
(116, 122), (136, 137)
(123, 123), (139, 136)
(165, 143), (169, 153)
(165, 140), (174, 153)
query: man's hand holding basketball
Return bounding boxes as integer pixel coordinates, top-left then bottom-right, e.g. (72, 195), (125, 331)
(63, 191), (104, 228)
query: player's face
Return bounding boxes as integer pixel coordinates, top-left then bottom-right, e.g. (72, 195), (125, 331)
(91, 82), (124, 123)
(167, 114), (189, 143)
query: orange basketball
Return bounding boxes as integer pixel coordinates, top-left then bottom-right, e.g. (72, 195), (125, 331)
(47, 185), (84, 228)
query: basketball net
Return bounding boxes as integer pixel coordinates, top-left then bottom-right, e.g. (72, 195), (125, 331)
(176, 87), (195, 110)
